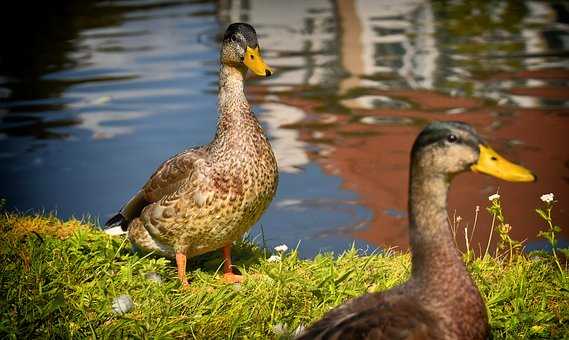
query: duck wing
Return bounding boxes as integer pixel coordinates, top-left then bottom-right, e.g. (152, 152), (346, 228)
(143, 147), (208, 202)
(105, 147), (208, 230)
(297, 293), (440, 340)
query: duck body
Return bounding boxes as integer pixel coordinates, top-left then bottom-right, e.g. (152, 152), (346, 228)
(298, 181), (487, 339)
(127, 90), (278, 259)
(106, 23), (277, 284)
(298, 121), (536, 339)
(299, 248), (488, 340)
(301, 288), (485, 339)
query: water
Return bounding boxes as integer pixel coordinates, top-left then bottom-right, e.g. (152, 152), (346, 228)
(1, 0), (568, 257)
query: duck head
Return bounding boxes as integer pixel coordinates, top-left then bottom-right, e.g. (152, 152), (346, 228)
(411, 121), (536, 182)
(221, 23), (272, 77)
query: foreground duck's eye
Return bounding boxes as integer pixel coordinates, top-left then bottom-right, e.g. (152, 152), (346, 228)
(447, 134), (458, 143)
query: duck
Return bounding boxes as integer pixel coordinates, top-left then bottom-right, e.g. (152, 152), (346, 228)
(104, 23), (278, 286)
(296, 121), (536, 339)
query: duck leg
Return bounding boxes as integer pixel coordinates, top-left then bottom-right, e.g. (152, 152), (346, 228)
(221, 244), (243, 283)
(175, 252), (189, 287)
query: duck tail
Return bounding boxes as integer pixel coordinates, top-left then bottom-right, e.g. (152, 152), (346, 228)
(104, 190), (149, 234)
(104, 213), (129, 235)
(105, 213), (128, 229)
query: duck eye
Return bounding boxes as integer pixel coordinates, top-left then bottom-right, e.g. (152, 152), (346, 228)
(250, 54), (255, 60)
(447, 134), (458, 143)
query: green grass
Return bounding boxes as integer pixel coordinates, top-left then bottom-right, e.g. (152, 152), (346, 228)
(0, 212), (567, 339)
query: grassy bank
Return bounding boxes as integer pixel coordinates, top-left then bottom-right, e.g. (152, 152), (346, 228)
(1, 212), (568, 339)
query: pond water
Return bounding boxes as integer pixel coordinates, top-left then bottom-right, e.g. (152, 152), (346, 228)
(1, 0), (568, 257)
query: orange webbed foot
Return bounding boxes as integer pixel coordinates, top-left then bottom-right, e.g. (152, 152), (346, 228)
(222, 272), (244, 284)
(221, 244), (244, 284)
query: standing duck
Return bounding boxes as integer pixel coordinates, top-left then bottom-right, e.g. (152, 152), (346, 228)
(297, 121), (535, 339)
(105, 23), (278, 286)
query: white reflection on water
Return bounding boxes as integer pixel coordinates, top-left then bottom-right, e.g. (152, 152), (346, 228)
(78, 111), (149, 140)
(260, 101), (309, 173)
(350, 0), (438, 90)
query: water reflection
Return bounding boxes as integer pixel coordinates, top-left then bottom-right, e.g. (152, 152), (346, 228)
(1, 0), (568, 256)
(221, 0), (569, 252)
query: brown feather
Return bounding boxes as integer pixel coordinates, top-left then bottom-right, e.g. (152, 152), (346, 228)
(142, 147), (208, 202)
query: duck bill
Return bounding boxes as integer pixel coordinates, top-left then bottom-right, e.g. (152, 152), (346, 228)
(244, 46), (272, 77)
(471, 145), (536, 182)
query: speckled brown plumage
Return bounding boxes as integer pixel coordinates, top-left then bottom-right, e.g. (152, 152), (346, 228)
(106, 23), (277, 285)
(298, 122), (535, 340)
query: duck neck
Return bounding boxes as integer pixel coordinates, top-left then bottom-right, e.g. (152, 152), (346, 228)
(216, 64), (251, 132)
(408, 165), (465, 284)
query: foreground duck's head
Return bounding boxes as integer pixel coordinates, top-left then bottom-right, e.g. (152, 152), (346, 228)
(411, 121), (536, 182)
(221, 23), (272, 77)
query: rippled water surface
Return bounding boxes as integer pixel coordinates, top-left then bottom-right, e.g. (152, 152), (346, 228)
(1, 0), (568, 257)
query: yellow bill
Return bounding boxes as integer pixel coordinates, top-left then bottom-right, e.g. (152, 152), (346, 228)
(471, 145), (536, 182)
(244, 46), (272, 77)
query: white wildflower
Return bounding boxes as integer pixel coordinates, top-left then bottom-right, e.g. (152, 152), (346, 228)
(540, 193), (554, 203)
(274, 244), (288, 252)
(488, 193), (500, 201)
(267, 255), (281, 262)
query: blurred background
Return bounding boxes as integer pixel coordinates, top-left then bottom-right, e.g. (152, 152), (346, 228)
(1, 0), (568, 257)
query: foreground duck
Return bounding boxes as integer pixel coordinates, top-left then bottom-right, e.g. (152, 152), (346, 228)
(105, 23), (278, 286)
(297, 121), (535, 339)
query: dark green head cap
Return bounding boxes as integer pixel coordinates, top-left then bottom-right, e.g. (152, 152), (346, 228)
(412, 121), (484, 156)
(223, 23), (259, 49)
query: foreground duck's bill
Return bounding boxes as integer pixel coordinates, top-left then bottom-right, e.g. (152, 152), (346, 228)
(244, 46), (272, 77)
(471, 145), (536, 182)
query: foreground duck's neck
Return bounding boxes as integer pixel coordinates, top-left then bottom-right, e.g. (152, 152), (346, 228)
(408, 166), (464, 282)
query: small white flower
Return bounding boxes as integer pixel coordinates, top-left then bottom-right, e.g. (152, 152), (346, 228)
(267, 255), (281, 262)
(540, 193), (554, 203)
(274, 244), (288, 252)
(488, 193), (500, 201)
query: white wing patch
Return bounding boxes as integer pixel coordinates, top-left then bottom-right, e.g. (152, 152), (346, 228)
(104, 226), (127, 236)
